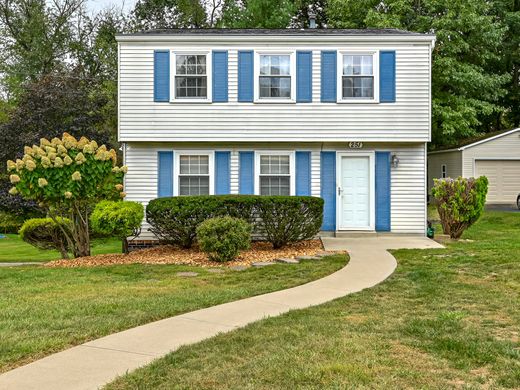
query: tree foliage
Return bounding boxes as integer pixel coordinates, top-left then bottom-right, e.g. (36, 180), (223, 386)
(7, 133), (126, 257)
(327, 0), (511, 148)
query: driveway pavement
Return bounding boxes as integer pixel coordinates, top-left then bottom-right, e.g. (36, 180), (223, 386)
(0, 236), (443, 390)
(485, 203), (519, 212)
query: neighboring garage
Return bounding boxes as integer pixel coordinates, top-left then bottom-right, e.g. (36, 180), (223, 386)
(428, 128), (520, 205)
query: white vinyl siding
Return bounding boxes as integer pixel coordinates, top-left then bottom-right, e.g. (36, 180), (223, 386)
(119, 41), (431, 142)
(427, 151), (462, 193)
(124, 142), (426, 238)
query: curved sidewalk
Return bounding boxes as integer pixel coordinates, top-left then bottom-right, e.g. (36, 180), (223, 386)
(0, 236), (442, 390)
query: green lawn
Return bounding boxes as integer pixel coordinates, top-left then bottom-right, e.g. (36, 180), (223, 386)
(0, 234), (121, 262)
(0, 254), (346, 372)
(106, 211), (520, 390)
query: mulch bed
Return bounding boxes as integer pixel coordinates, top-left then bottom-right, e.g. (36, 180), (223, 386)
(45, 239), (333, 268)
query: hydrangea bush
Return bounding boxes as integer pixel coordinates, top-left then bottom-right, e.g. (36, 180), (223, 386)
(7, 133), (127, 257)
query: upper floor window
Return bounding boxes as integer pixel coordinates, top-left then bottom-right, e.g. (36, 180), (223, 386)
(173, 53), (210, 101)
(255, 52), (295, 102)
(339, 52), (379, 102)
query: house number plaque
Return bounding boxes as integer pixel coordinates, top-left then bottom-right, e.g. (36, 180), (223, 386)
(348, 142), (363, 149)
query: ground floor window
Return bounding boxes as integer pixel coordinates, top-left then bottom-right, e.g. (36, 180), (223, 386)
(178, 154), (211, 195)
(257, 152), (294, 195)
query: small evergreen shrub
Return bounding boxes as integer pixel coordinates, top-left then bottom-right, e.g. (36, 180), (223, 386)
(431, 176), (488, 239)
(0, 211), (24, 234)
(146, 195), (323, 249)
(90, 201), (144, 253)
(196, 217), (252, 262)
(19, 217), (71, 258)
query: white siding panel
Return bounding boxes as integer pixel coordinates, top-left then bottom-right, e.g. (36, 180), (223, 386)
(119, 41), (431, 142)
(426, 151), (462, 193)
(126, 142), (426, 238)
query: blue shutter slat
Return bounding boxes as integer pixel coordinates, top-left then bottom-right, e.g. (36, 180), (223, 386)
(320, 152), (336, 231)
(321, 51), (337, 103)
(375, 151), (391, 231)
(215, 151), (231, 194)
(238, 51), (254, 102)
(296, 51), (312, 102)
(154, 51), (170, 102)
(212, 51), (228, 102)
(239, 151), (254, 194)
(380, 51), (396, 103)
(157, 151), (173, 197)
(296, 151), (311, 195)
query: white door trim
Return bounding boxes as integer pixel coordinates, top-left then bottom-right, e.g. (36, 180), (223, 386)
(336, 151), (376, 231)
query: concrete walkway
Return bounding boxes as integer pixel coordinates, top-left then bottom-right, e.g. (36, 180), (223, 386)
(0, 262), (43, 267)
(0, 236), (443, 390)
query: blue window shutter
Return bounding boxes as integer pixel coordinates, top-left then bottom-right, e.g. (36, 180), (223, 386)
(296, 51), (312, 102)
(296, 151), (311, 195)
(375, 151), (391, 231)
(154, 50), (170, 102)
(215, 151), (231, 194)
(321, 51), (337, 103)
(157, 151), (173, 197)
(239, 151), (254, 194)
(238, 51), (254, 102)
(212, 51), (228, 102)
(320, 152), (336, 231)
(380, 51), (396, 102)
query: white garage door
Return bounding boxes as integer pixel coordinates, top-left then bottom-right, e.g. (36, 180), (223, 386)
(475, 160), (520, 203)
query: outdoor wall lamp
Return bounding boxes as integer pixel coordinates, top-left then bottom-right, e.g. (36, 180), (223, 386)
(391, 154), (399, 168)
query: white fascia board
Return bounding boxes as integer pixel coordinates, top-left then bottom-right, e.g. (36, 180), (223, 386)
(459, 128), (520, 151)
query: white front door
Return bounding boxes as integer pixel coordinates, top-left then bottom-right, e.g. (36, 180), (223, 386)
(338, 154), (374, 230)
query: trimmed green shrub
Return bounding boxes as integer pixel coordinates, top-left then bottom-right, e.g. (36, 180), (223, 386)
(0, 211), (24, 234)
(90, 201), (144, 253)
(431, 176), (488, 239)
(146, 195), (323, 249)
(19, 217), (71, 259)
(196, 217), (252, 262)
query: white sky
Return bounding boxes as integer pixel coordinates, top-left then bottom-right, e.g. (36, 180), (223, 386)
(87, 0), (137, 13)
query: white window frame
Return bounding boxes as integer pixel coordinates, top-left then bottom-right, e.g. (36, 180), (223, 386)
(173, 151), (215, 196)
(441, 164), (447, 178)
(254, 151), (296, 195)
(337, 50), (379, 103)
(254, 51), (296, 103)
(170, 50), (212, 103)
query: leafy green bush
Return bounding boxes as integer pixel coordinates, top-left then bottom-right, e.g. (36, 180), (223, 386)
(196, 217), (252, 262)
(431, 176), (488, 239)
(146, 195), (323, 249)
(0, 211), (24, 234)
(90, 201), (144, 253)
(19, 217), (71, 259)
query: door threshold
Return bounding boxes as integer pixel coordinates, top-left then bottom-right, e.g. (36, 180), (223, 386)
(334, 231), (377, 238)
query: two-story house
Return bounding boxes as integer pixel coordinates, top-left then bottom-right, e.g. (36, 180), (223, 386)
(116, 28), (435, 238)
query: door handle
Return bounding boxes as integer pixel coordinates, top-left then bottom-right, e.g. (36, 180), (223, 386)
(338, 187), (343, 196)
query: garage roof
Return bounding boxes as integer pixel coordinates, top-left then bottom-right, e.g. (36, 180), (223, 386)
(429, 128), (520, 155)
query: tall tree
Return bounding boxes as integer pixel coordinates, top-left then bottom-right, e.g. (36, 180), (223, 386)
(131, 0), (207, 29)
(327, 0), (510, 148)
(219, 0), (296, 28)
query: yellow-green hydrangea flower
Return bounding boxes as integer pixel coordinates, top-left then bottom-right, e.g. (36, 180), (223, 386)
(57, 144), (68, 156)
(111, 166), (120, 173)
(71, 171), (82, 181)
(8, 187), (18, 195)
(75, 152), (86, 165)
(47, 152), (57, 161)
(25, 160), (36, 171)
(62, 133), (78, 149)
(54, 157), (64, 168)
(15, 159), (25, 171)
(115, 184), (124, 191)
(120, 165), (128, 173)
(119, 192), (127, 198)
(77, 136), (89, 148)
(63, 155), (73, 165)
(41, 156), (51, 168)
(40, 138), (51, 147)
(38, 178), (48, 188)
(24, 146), (34, 156)
(10, 174), (20, 184)
(51, 137), (62, 146)
(64, 191), (73, 199)
(6, 160), (16, 171)
(83, 144), (95, 154)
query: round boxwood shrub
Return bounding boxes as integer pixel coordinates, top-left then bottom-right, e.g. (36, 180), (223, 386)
(19, 217), (71, 259)
(146, 195), (323, 249)
(196, 217), (252, 262)
(431, 176), (488, 239)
